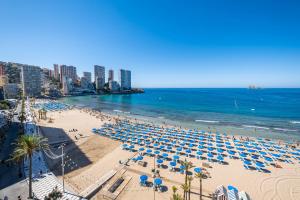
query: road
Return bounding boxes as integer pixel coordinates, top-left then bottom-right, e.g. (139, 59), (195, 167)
(0, 103), (28, 199)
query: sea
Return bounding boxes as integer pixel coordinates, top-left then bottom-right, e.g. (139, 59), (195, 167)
(59, 88), (300, 142)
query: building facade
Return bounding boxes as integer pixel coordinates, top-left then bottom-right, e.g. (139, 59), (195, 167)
(3, 83), (20, 99)
(0, 64), (5, 76)
(0, 75), (8, 87)
(21, 65), (42, 97)
(94, 65), (105, 90)
(94, 65), (105, 82)
(109, 80), (120, 92)
(60, 65), (77, 83)
(119, 69), (131, 90)
(108, 69), (114, 82)
(53, 64), (59, 80)
(83, 72), (92, 83)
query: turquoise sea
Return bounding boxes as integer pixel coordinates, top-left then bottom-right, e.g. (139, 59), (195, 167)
(60, 88), (300, 142)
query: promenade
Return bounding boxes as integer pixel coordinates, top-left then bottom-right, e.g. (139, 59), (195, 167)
(23, 98), (84, 200)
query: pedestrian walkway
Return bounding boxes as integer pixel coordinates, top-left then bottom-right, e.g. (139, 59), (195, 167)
(24, 98), (84, 200)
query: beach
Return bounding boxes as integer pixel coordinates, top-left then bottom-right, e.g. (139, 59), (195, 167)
(33, 102), (300, 200)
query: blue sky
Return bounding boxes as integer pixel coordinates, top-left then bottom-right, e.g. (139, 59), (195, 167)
(0, 0), (299, 88)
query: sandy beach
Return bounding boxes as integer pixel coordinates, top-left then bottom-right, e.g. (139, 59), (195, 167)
(34, 104), (300, 200)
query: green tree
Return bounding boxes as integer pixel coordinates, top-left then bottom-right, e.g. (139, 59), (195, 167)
(44, 186), (63, 200)
(187, 176), (193, 200)
(11, 135), (49, 199)
(195, 171), (205, 200)
(171, 186), (183, 200)
(180, 159), (194, 200)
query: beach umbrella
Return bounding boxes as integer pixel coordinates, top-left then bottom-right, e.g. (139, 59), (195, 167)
(154, 178), (162, 186)
(208, 147), (214, 152)
(146, 149), (152, 154)
(157, 159), (164, 164)
(139, 147), (145, 152)
(271, 153), (281, 158)
(196, 151), (203, 156)
(243, 160), (252, 165)
(239, 153), (247, 158)
(154, 150), (160, 155)
(217, 148), (224, 153)
(140, 175), (148, 182)
(194, 167), (202, 173)
(137, 156), (144, 161)
(264, 156), (273, 162)
(170, 161), (176, 167)
(162, 153), (169, 159)
(217, 155), (224, 162)
(167, 146), (173, 151)
(251, 155), (259, 160)
(173, 155), (180, 160)
(228, 185), (238, 193)
(259, 151), (267, 156)
(208, 153), (214, 158)
(255, 162), (265, 169)
(226, 145), (234, 149)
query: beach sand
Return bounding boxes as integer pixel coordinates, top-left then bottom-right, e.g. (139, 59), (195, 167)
(35, 106), (300, 200)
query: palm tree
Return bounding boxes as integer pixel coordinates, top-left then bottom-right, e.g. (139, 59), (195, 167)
(187, 176), (193, 200)
(11, 135), (49, 199)
(195, 171), (205, 200)
(181, 183), (189, 200)
(171, 186), (183, 200)
(180, 159), (194, 199)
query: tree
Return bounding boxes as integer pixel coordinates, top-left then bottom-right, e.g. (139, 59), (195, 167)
(11, 135), (49, 199)
(179, 159), (194, 200)
(187, 176), (193, 200)
(171, 186), (183, 200)
(181, 183), (189, 200)
(195, 171), (205, 200)
(44, 186), (63, 200)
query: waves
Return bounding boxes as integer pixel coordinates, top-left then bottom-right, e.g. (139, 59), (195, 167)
(195, 119), (219, 123)
(242, 125), (270, 130)
(290, 121), (300, 124)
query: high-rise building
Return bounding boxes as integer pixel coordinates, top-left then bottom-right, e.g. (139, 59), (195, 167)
(21, 65), (42, 97)
(119, 69), (131, 90)
(3, 63), (21, 84)
(109, 80), (120, 92)
(0, 75), (8, 87)
(83, 72), (92, 83)
(94, 65), (105, 89)
(3, 83), (20, 99)
(94, 65), (105, 82)
(62, 76), (73, 95)
(53, 64), (59, 80)
(60, 65), (77, 83)
(108, 69), (114, 81)
(0, 64), (5, 76)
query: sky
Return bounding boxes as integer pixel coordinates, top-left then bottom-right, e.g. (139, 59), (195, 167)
(0, 0), (299, 88)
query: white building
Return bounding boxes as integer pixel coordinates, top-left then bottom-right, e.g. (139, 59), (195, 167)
(109, 80), (120, 92)
(62, 76), (73, 95)
(3, 83), (20, 99)
(21, 65), (42, 97)
(83, 72), (92, 83)
(94, 65), (105, 89)
(119, 69), (131, 90)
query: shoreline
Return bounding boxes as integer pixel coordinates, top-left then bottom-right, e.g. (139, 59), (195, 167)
(33, 100), (300, 200)
(57, 94), (300, 143)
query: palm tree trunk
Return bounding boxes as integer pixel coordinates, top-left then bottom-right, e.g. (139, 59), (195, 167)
(29, 154), (33, 199)
(200, 178), (202, 200)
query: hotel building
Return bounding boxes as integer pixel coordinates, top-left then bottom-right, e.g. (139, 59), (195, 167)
(94, 65), (105, 90)
(21, 65), (42, 97)
(83, 72), (92, 83)
(60, 65), (77, 83)
(53, 64), (59, 80)
(108, 69), (114, 81)
(119, 69), (131, 90)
